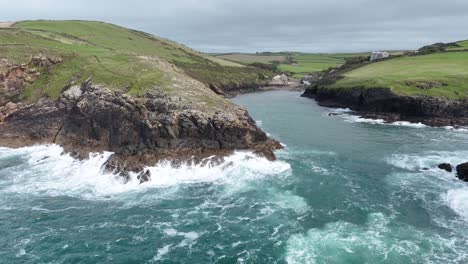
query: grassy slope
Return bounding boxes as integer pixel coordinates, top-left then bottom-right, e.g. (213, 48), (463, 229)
(0, 20), (267, 108)
(327, 52), (468, 99)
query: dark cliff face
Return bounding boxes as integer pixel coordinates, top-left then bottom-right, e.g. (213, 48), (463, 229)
(303, 87), (468, 126)
(0, 79), (282, 176)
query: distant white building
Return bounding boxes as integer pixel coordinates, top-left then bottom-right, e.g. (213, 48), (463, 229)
(370, 51), (390, 61)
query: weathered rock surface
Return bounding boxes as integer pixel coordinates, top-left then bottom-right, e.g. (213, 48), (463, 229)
(456, 163), (468, 182)
(0, 55), (62, 106)
(0, 79), (282, 178)
(303, 87), (468, 127)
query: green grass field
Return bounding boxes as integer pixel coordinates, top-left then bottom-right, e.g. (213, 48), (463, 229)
(0, 20), (266, 107)
(278, 53), (360, 78)
(214, 53), (289, 64)
(327, 51), (468, 99)
(215, 52), (370, 78)
(279, 52), (407, 78)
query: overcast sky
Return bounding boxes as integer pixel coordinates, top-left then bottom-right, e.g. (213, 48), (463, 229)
(1, 0), (467, 53)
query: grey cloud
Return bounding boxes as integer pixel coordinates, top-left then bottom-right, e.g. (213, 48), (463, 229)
(1, 0), (467, 52)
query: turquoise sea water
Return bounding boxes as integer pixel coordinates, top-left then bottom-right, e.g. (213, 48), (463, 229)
(1, 90), (468, 263)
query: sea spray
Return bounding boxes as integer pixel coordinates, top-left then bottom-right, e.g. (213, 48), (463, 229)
(0, 145), (291, 199)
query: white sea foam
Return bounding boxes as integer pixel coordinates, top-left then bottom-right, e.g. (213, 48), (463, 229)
(444, 188), (468, 221)
(390, 121), (427, 128)
(341, 114), (428, 128)
(386, 150), (468, 221)
(0, 145), (291, 199)
(286, 213), (468, 264)
(151, 244), (172, 262)
(329, 108), (352, 114)
(387, 150), (468, 172)
(444, 126), (468, 132)
(336, 113), (468, 131)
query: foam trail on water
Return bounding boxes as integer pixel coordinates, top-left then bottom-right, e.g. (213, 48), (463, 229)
(336, 113), (468, 131)
(387, 150), (468, 171)
(325, 109), (431, 128)
(285, 213), (468, 263)
(340, 114), (427, 128)
(444, 126), (468, 132)
(0, 145), (290, 200)
(386, 150), (468, 221)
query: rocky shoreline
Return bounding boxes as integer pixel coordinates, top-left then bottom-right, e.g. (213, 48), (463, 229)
(302, 86), (468, 127)
(303, 86), (468, 182)
(0, 76), (282, 181)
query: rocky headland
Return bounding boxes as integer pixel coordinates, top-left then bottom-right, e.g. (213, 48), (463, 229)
(0, 21), (284, 182)
(0, 76), (282, 180)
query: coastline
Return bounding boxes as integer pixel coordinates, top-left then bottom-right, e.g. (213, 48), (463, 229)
(0, 79), (283, 180)
(302, 86), (468, 127)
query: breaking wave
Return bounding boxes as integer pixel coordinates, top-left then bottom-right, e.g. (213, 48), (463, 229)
(0, 145), (291, 200)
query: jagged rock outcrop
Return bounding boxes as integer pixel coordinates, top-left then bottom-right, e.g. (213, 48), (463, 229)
(0, 79), (282, 178)
(456, 163), (468, 182)
(438, 163), (453, 172)
(303, 87), (468, 127)
(0, 55), (63, 106)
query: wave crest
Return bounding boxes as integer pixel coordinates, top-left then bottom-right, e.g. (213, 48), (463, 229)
(0, 145), (291, 199)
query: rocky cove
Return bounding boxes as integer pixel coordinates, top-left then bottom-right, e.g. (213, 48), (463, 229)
(0, 50), (307, 183)
(0, 77), (282, 181)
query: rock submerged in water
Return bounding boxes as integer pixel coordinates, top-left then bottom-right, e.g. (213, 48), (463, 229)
(456, 163), (468, 182)
(437, 163), (453, 172)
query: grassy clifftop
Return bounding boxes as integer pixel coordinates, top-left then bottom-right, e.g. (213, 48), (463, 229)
(0, 20), (267, 107)
(324, 51), (468, 99)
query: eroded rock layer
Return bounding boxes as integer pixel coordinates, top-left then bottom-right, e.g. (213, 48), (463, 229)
(0, 79), (282, 176)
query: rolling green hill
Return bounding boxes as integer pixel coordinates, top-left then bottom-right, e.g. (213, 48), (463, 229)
(326, 51), (468, 99)
(0, 20), (267, 106)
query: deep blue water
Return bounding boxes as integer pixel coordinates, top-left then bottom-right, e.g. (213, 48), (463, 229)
(1, 90), (468, 263)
